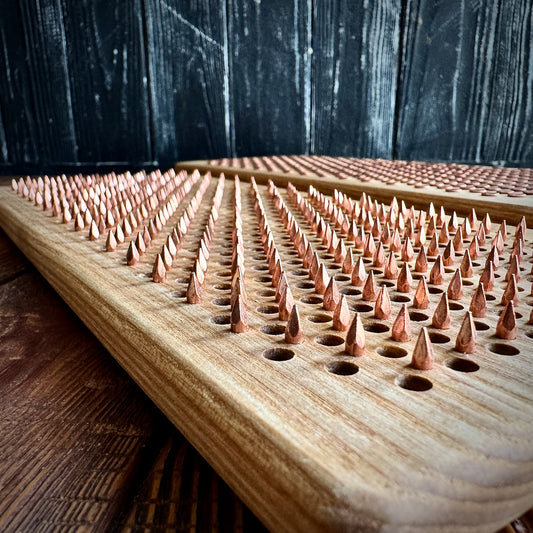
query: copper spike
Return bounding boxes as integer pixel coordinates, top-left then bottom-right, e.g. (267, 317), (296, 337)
(396, 262), (413, 293)
(351, 257), (366, 287)
(152, 254), (167, 283)
(162, 244), (173, 270)
(479, 260), (495, 292)
(455, 311), (477, 354)
(447, 269), (463, 300)
(345, 313), (365, 357)
(459, 249), (473, 278)
(186, 272), (201, 304)
(391, 304), (411, 342)
(334, 239), (347, 263)
(469, 283), (487, 318)
(413, 276), (430, 309)
(314, 263), (330, 295)
(501, 274), (519, 306)
(382, 252), (398, 279)
(362, 270), (378, 301)
(496, 301), (516, 340)
(135, 232), (146, 255)
(373, 241), (386, 267)
(529, 307), (533, 325)
(427, 234), (439, 257)
(342, 247), (355, 274)
(429, 255), (445, 285)
(482, 213), (491, 233)
(363, 233), (376, 258)
(323, 277), (341, 311)
(126, 241), (139, 266)
(414, 246), (428, 273)
(486, 245), (499, 269)
(285, 305), (304, 344)
(442, 241), (455, 267)
(106, 230), (117, 252)
(231, 294), (248, 333)
(276, 272), (288, 302)
(89, 220), (100, 241)
(374, 286), (391, 319)
(401, 237), (415, 262)
(411, 327), (434, 370)
(452, 227), (464, 252)
(493, 231), (504, 254)
(438, 223), (450, 245)
(505, 254), (520, 282)
(279, 285), (295, 321)
(333, 295), (351, 331)
(389, 228), (402, 252)
(432, 293), (450, 329)
(498, 220), (507, 242)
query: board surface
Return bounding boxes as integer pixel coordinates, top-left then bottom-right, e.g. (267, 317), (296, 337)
(1, 164), (533, 532)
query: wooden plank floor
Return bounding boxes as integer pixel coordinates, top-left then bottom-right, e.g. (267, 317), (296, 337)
(0, 226), (266, 532)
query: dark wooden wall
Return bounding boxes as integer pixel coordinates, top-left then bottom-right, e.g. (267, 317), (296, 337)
(0, 0), (531, 172)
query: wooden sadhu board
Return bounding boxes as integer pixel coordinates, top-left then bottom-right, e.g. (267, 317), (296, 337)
(1, 157), (532, 533)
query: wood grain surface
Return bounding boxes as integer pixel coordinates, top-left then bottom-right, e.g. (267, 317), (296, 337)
(0, 226), (266, 532)
(1, 168), (533, 532)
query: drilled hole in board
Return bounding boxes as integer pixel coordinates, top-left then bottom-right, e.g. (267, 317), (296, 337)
(258, 275), (273, 283)
(323, 254), (335, 260)
(252, 264), (269, 271)
(518, 286), (525, 292)
(315, 334), (344, 347)
(218, 260), (233, 266)
(377, 345), (408, 358)
(217, 271), (232, 278)
(378, 280), (395, 288)
(472, 262), (480, 267)
(326, 361), (359, 376)
(391, 294), (410, 303)
(296, 281), (315, 290)
(486, 294), (496, 301)
(259, 289), (276, 297)
(212, 297), (231, 306)
(428, 332), (450, 344)
(257, 305), (279, 315)
(449, 302), (464, 311)
(260, 324), (286, 335)
(364, 322), (390, 334)
(340, 287), (361, 296)
(515, 312), (523, 319)
(307, 314), (332, 323)
(287, 259), (302, 265)
(171, 290), (187, 298)
(446, 357), (480, 373)
(251, 255), (264, 262)
(211, 315), (230, 325)
(291, 269), (308, 277)
(396, 375), (433, 391)
(286, 250), (299, 257)
(428, 287), (444, 294)
(351, 303), (373, 313)
(214, 283), (231, 291)
(175, 277), (190, 285)
(409, 311), (429, 322)
(526, 331), (533, 339)
(254, 246), (264, 253)
(301, 295), (323, 305)
(219, 251), (233, 257)
(444, 267), (455, 274)
(334, 274), (351, 282)
(474, 321), (490, 331)
(463, 280), (474, 286)
(412, 273), (424, 280)
(488, 343), (520, 356)
(263, 348), (294, 361)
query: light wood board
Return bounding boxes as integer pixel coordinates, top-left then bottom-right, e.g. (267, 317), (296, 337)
(1, 171), (533, 533)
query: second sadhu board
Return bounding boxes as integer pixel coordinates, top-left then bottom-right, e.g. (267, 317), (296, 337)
(0, 158), (532, 532)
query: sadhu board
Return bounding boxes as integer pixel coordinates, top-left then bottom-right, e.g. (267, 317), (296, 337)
(0, 158), (532, 533)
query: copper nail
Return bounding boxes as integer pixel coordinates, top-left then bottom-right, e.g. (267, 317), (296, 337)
(501, 274), (519, 306)
(374, 286), (391, 319)
(469, 283), (487, 318)
(106, 230), (117, 252)
(126, 241), (139, 266)
(323, 277), (341, 311)
(414, 246), (428, 273)
(411, 327), (434, 370)
(427, 234), (439, 257)
(279, 285), (295, 321)
(362, 270), (378, 301)
(505, 254), (520, 282)
(429, 255), (444, 285)
(373, 241), (386, 267)
(231, 294), (248, 333)
(413, 276), (430, 309)
(432, 293), (450, 329)
(396, 262), (413, 293)
(391, 304), (411, 342)
(345, 313), (365, 356)
(496, 301), (516, 340)
(333, 295), (351, 331)
(351, 257), (366, 287)
(285, 305), (304, 344)
(447, 269), (463, 300)
(401, 237), (414, 262)
(479, 260), (495, 292)
(315, 264), (330, 295)
(152, 254), (166, 283)
(455, 311), (476, 354)
(342, 247), (355, 274)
